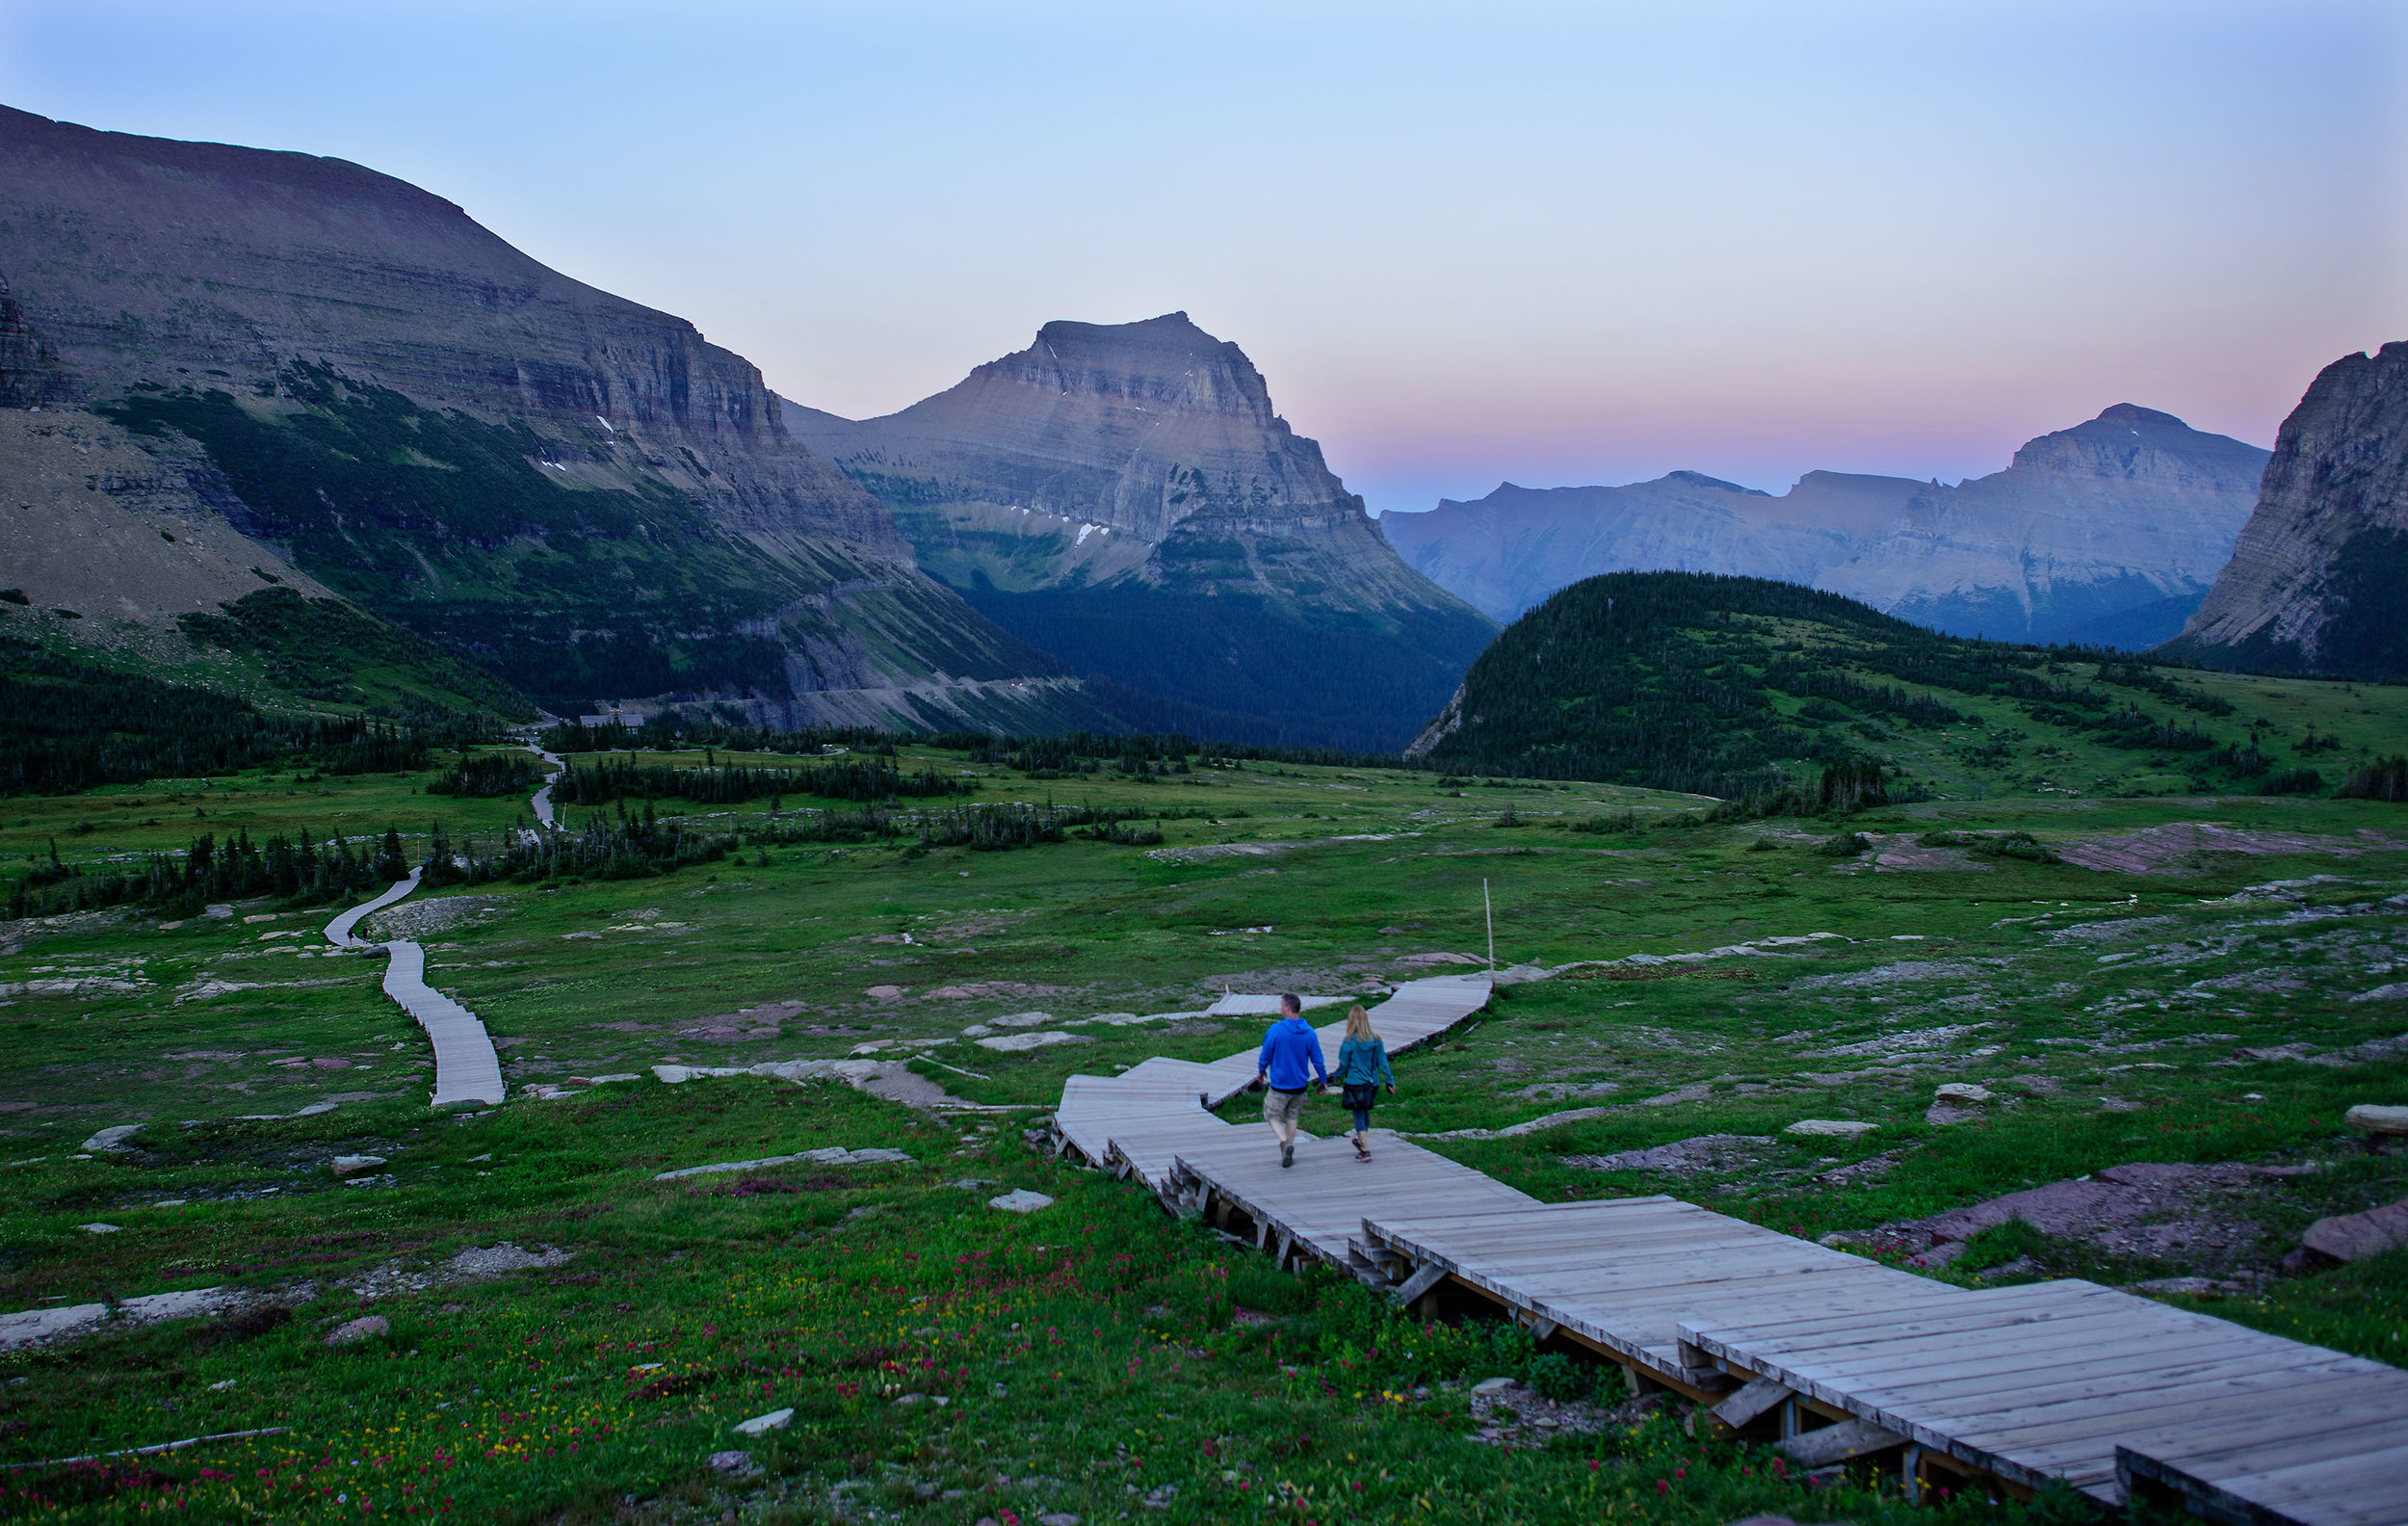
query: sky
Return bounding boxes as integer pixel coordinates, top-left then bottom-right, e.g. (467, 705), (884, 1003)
(3, 1), (2402, 513)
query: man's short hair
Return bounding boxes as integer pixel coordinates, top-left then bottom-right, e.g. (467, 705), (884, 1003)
(1280, 991), (1302, 1013)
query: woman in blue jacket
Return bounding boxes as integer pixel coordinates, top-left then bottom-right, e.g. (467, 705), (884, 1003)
(1334, 1005), (1396, 1162)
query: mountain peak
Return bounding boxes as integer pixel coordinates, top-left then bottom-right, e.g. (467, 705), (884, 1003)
(1665, 469), (1768, 497)
(2093, 403), (2187, 430)
(2008, 402), (2269, 489)
(998, 312), (1267, 421)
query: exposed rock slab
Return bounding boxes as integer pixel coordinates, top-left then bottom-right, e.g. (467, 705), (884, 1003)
(1866, 1160), (2309, 1269)
(2055, 822), (2408, 875)
(2301, 1198), (2408, 1263)
(1559, 1134), (1773, 1175)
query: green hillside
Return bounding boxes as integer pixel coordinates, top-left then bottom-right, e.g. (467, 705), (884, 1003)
(1413, 570), (2405, 802)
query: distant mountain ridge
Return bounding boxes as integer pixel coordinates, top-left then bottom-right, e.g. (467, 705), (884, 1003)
(0, 104), (1092, 730)
(785, 313), (1497, 750)
(2162, 341), (2408, 680)
(1380, 405), (2269, 648)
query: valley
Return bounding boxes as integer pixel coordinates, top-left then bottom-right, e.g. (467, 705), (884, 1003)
(0, 56), (2404, 1526)
(4, 709), (2407, 1520)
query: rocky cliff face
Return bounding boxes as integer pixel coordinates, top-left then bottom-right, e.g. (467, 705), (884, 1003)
(0, 278), (72, 408)
(1381, 405), (2268, 648)
(2163, 343), (2408, 679)
(0, 105), (1087, 729)
(787, 314), (1496, 750)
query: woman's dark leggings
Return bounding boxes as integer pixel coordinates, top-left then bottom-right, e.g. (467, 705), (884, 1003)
(1351, 1108), (1373, 1133)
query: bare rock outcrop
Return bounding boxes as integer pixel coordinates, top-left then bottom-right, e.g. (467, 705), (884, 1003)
(1854, 1160), (2313, 1274)
(786, 313), (1495, 749)
(0, 105), (1085, 726)
(2164, 340), (2408, 678)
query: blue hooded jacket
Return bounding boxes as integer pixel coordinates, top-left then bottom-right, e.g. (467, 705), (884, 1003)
(1256, 1014), (1328, 1092)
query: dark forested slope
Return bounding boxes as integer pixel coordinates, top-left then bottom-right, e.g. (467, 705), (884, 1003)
(1405, 571), (2325, 802)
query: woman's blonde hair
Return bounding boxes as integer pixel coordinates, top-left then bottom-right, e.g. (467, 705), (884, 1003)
(1345, 1004), (1375, 1042)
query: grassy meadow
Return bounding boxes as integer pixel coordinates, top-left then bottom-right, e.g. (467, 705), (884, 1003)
(3, 680), (2407, 1521)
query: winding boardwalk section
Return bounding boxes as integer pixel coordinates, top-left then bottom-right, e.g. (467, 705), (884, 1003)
(526, 743), (564, 831)
(325, 867), (506, 1107)
(1048, 977), (2408, 1522)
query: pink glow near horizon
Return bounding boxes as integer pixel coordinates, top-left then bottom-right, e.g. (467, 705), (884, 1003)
(2, 0), (2402, 513)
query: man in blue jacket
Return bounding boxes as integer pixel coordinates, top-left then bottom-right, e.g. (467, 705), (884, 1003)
(1255, 992), (1327, 1169)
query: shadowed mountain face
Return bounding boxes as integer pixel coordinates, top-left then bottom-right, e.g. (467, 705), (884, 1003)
(1380, 406), (2269, 648)
(785, 313), (1497, 750)
(2163, 341), (2408, 680)
(0, 105), (1094, 729)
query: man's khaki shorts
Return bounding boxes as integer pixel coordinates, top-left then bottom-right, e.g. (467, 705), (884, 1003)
(1262, 1087), (1308, 1125)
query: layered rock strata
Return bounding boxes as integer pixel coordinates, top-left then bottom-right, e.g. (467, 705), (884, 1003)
(786, 313), (1496, 749)
(2164, 341), (2408, 679)
(0, 105), (1086, 728)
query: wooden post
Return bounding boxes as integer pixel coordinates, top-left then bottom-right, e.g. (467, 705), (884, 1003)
(1484, 880), (1495, 969)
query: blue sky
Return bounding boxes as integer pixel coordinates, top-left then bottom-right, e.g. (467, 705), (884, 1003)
(3, 1), (2401, 512)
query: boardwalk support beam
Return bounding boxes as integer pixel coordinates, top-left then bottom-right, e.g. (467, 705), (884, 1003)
(1779, 1418), (1909, 1469)
(1713, 1376), (1793, 1432)
(1390, 1264), (1448, 1307)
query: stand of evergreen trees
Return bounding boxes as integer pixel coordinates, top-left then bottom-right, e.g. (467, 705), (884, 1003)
(2340, 756), (2408, 802)
(533, 714), (1416, 774)
(4, 826), (408, 920)
(1, 638), (454, 796)
(426, 753), (542, 798)
(537, 716), (903, 757)
(546, 754), (972, 807)
(5, 794), (1210, 919)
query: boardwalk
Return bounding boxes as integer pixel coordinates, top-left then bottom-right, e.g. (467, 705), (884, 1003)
(325, 867), (506, 1107)
(1048, 975), (2408, 1523)
(526, 742), (564, 831)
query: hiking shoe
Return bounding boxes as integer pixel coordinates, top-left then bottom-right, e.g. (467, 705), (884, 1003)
(1280, 1143), (1295, 1169)
(1355, 1140), (1371, 1162)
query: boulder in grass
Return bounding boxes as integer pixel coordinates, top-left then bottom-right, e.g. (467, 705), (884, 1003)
(733, 1407), (793, 1436)
(1934, 1083), (1993, 1104)
(988, 1189), (1054, 1214)
(81, 1125), (143, 1153)
(1783, 1119), (1876, 1139)
(331, 1154), (388, 1178)
(975, 1031), (1092, 1053)
(327, 1315), (389, 1346)
(2345, 1104), (2408, 1140)
(2301, 1198), (2408, 1263)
